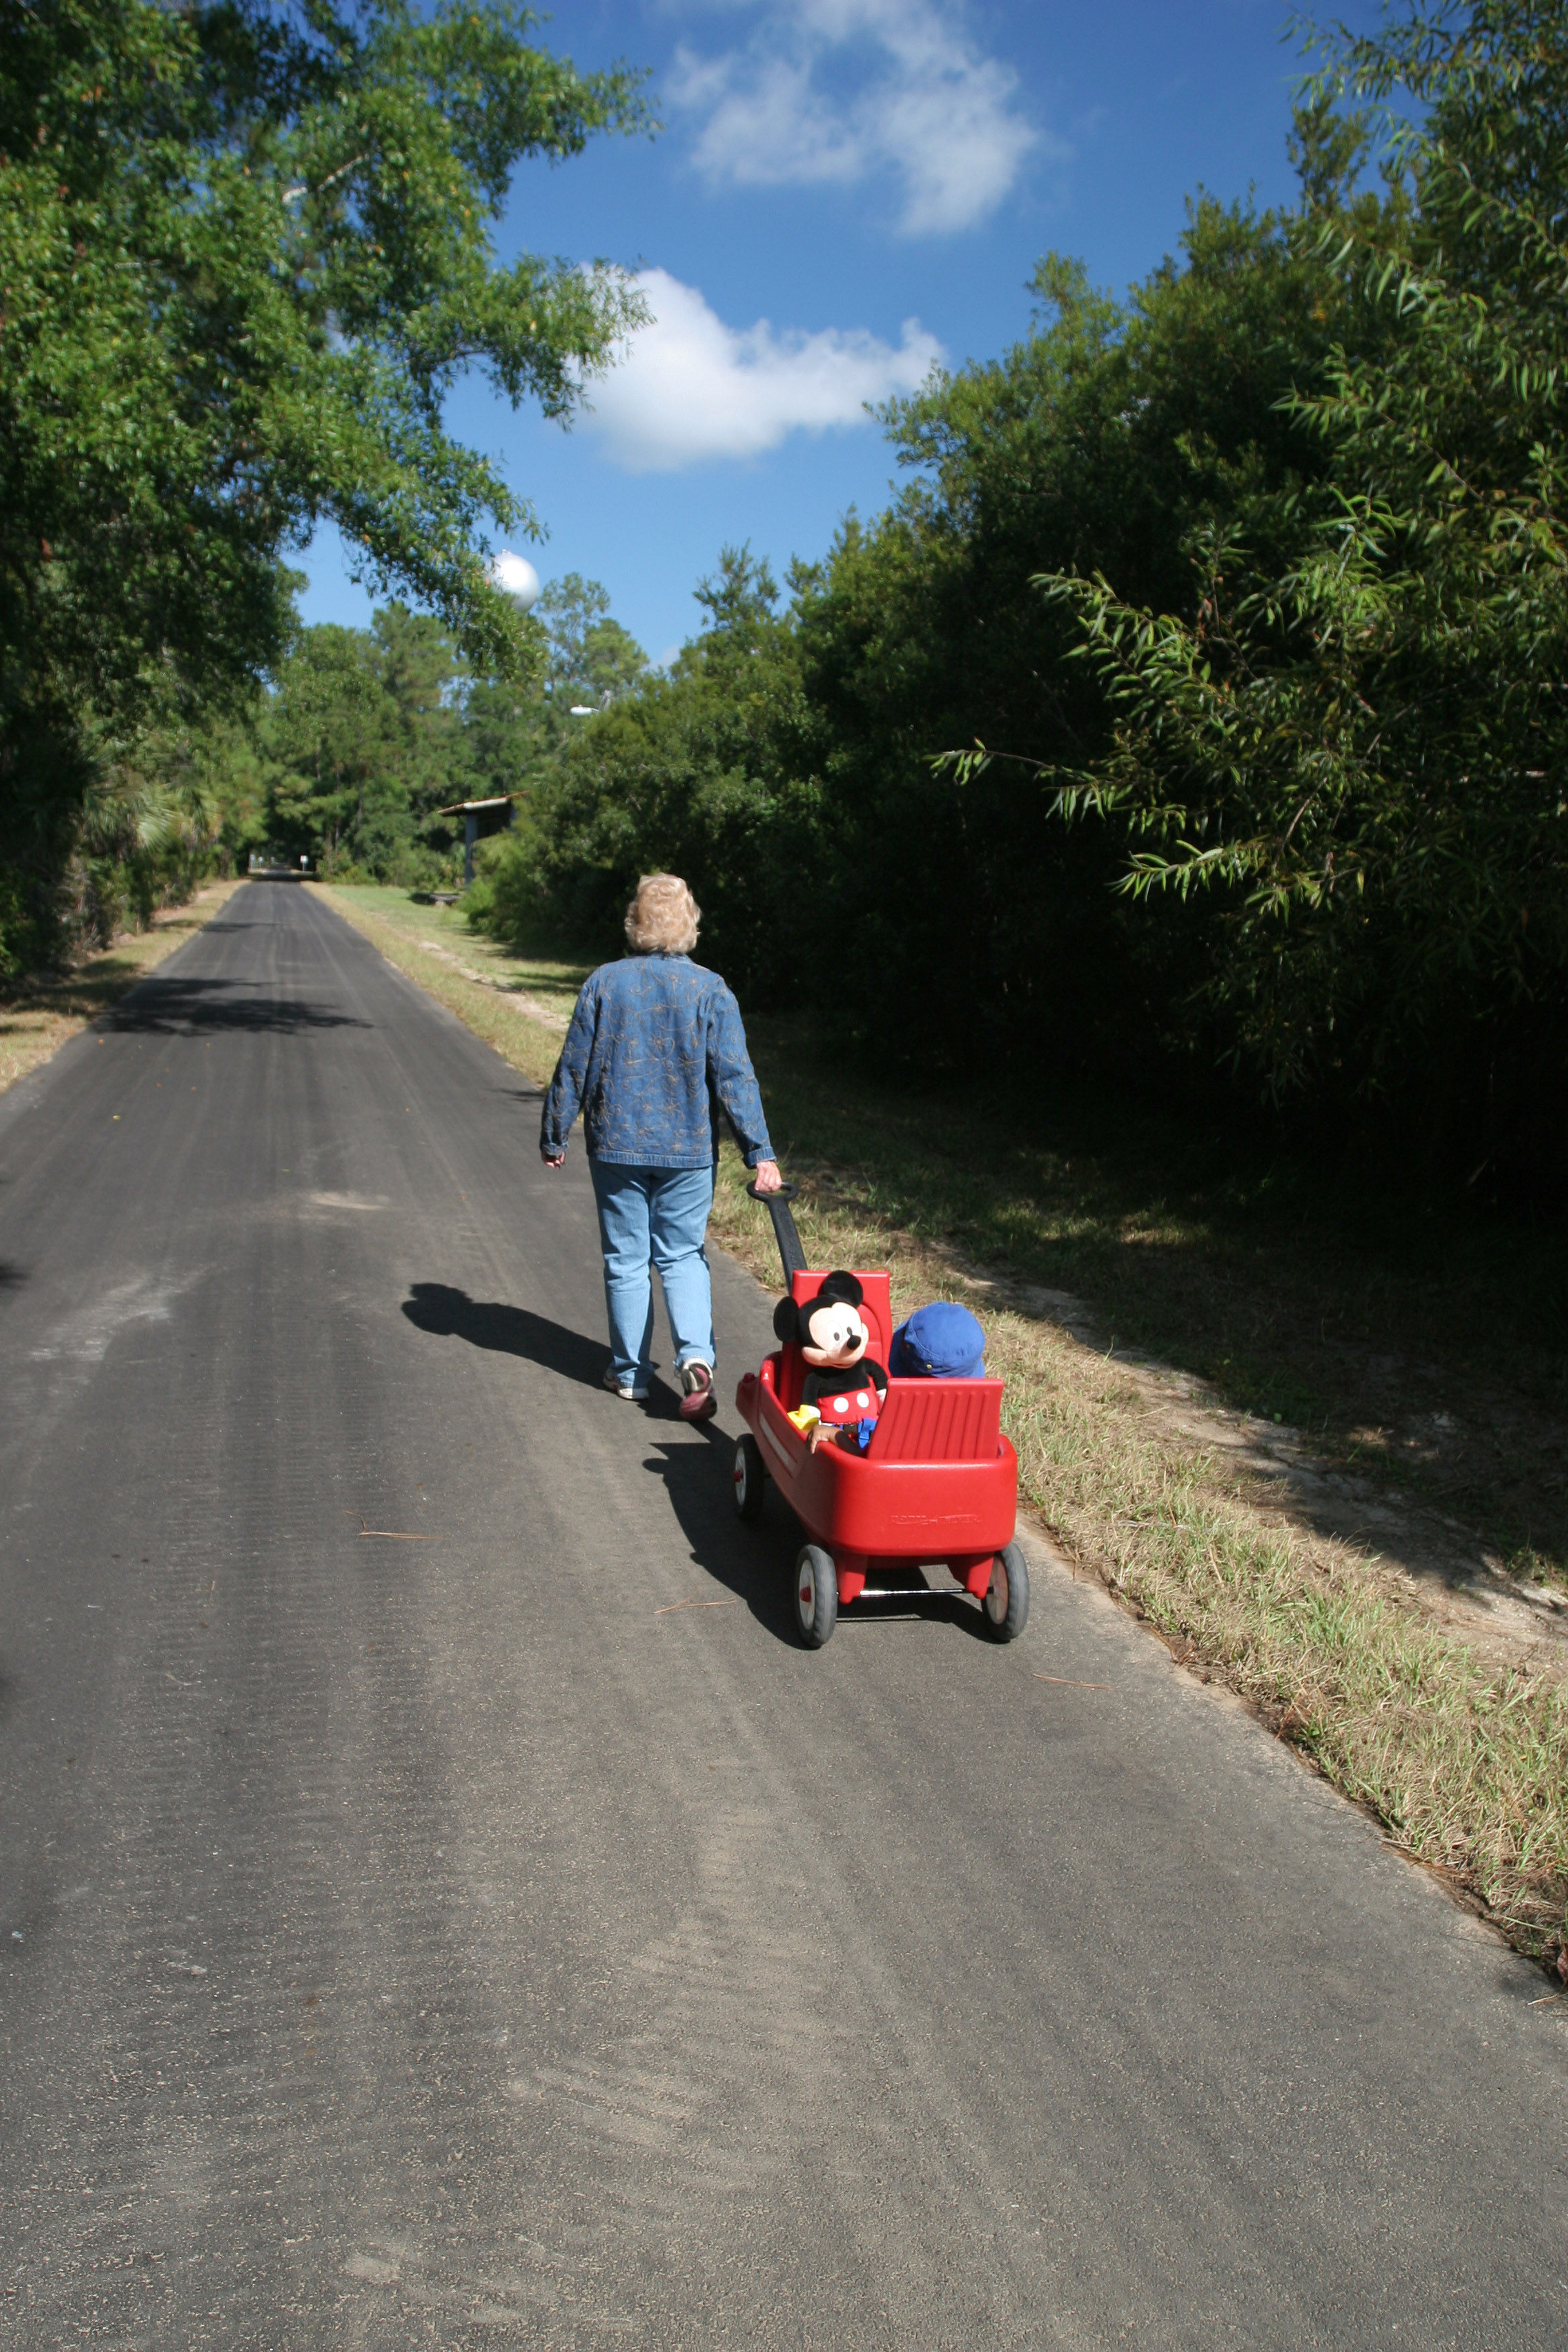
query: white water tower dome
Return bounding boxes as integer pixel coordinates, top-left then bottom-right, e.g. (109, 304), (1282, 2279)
(489, 551), (541, 612)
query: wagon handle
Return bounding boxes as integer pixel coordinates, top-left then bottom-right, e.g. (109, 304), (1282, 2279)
(747, 1178), (807, 1280)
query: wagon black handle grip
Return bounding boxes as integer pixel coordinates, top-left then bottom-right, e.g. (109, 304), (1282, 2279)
(747, 1180), (807, 1280)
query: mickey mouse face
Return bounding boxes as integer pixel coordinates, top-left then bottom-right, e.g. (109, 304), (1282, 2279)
(773, 1270), (870, 1364)
(802, 1300), (866, 1368)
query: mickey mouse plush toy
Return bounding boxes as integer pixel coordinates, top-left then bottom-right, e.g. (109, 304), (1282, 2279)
(775, 1270), (888, 1452)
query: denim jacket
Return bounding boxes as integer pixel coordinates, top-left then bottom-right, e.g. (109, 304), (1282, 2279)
(540, 953), (775, 1169)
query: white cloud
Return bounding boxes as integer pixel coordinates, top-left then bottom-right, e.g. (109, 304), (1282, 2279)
(579, 268), (943, 473)
(670, 0), (1048, 236)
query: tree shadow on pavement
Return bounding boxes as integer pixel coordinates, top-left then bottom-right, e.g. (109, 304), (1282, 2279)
(401, 1282), (607, 1387)
(640, 1419), (799, 1646)
(107, 977), (369, 1034)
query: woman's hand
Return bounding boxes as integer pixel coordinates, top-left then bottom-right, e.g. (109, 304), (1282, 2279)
(751, 1159), (783, 1193)
(541, 1149), (565, 1170)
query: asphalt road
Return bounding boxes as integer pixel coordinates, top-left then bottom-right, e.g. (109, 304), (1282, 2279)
(2, 881), (1564, 2350)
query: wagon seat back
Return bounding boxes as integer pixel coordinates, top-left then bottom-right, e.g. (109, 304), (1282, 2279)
(866, 1375), (1002, 1463)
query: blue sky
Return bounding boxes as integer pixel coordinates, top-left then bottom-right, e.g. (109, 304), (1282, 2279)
(299, 0), (1386, 666)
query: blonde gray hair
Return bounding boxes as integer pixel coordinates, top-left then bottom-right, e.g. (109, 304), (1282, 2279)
(624, 873), (700, 956)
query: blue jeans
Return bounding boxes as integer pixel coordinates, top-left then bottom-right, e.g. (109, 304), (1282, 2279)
(590, 1161), (717, 1390)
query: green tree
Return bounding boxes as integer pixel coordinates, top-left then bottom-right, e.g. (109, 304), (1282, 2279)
(468, 548), (813, 976)
(771, 167), (1388, 1069)
(265, 626), (399, 870)
(1025, 0), (1568, 1176)
(0, 0), (650, 967)
(535, 572), (648, 709)
(693, 544), (780, 647)
(237, 580), (652, 887)
(372, 602), (474, 855)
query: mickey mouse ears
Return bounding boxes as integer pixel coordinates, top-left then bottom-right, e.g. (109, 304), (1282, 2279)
(773, 1268), (864, 1344)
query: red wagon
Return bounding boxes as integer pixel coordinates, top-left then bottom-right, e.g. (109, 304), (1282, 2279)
(731, 1186), (1027, 1648)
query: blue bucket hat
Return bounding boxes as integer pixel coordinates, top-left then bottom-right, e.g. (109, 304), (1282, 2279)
(889, 1301), (986, 1380)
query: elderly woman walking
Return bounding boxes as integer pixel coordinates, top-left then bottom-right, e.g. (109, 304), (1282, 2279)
(541, 874), (781, 1419)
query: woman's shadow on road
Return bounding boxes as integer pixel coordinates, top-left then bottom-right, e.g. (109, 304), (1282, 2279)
(400, 1280), (800, 1642)
(401, 1281), (608, 1386)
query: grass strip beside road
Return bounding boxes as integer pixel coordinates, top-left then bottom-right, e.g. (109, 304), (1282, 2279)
(318, 884), (579, 1088)
(0, 879), (245, 1098)
(337, 887), (1568, 1975)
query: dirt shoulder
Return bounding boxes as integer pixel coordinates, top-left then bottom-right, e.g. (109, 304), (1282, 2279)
(0, 878), (246, 1098)
(325, 889), (1568, 1980)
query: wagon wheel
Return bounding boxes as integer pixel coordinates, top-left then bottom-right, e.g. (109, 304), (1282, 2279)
(793, 1545), (838, 1648)
(733, 1434), (766, 1522)
(981, 1542), (1030, 1642)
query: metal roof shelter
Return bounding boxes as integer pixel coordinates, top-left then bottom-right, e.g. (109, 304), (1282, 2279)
(437, 793), (519, 887)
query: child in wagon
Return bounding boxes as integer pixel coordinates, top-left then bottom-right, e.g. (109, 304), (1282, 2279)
(888, 1301), (986, 1382)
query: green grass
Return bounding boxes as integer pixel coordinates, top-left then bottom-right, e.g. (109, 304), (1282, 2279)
(322, 884), (588, 1022)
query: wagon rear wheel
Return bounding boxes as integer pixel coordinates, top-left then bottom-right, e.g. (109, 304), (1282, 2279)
(982, 1541), (1029, 1642)
(733, 1434), (766, 1522)
(793, 1545), (838, 1648)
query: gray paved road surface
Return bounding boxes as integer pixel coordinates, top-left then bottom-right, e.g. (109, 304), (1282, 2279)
(2, 882), (1565, 2348)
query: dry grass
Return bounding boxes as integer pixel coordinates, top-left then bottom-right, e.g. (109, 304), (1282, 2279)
(327, 886), (1568, 1974)
(0, 879), (245, 1098)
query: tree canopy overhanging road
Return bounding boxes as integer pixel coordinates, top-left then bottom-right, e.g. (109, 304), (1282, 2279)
(1, 884), (1564, 2346)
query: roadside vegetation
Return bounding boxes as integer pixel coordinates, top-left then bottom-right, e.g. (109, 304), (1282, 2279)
(319, 882), (580, 1054)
